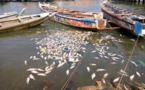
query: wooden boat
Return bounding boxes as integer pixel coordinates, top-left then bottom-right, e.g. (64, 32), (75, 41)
(39, 2), (119, 31)
(0, 8), (26, 22)
(0, 12), (54, 32)
(101, 0), (145, 37)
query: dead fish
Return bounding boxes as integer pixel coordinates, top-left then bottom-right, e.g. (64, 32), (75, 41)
(45, 70), (52, 74)
(91, 73), (96, 80)
(110, 62), (117, 64)
(118, 69), (129, 77)
(113, 77), (120, 83)
(118, 55), (124, 58)
(27, 68), (38, 71)
(129, 74), (135, 81)
(45, 61), (49, 65)
(96, 69), (106, 72)
(24, 60), (27, 65)
(101, 78), (106, 84)
(70, 64), (75, 69)
(57, 62), (66, 68)
(103, 73), (109, 78)
(104, 56), (109, 59)
(29, 74), (35, 80)
(89, 63), (97, 66)
(130, 61), (138, 67)
(86, 67), (90, 72)
(91, 50), (96, 53)
(66, 69), (69, 75)
(106, 46), (109, 50)
(99, 55), (103, 58)
(37, 73), (46, 76)
(30, 56), (33, 59)
(94, 57), (99, 59)
(37, 68), (44, 72)
(33, 57), (40, 60)
(136, 72), (141, 77)
(26, 77), (30, 85)
(45, 66), (50, 71)
(112, 57), (119, 61)
(44, 57), (47, 60)
(121, 59), (124, 64)
(31, 70), (39, 74)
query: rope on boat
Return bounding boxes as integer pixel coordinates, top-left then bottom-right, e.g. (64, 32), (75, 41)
(61, 52), (86, 90)
(116, 35), (140, 90)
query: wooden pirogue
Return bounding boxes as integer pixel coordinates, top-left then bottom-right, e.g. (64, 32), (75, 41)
(0, 8), (26, 22)
(38, 2), (119, 31)
(0, 12), (55, 32)
(101, 0), (145, 37)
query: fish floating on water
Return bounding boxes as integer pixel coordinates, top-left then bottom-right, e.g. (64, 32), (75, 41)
(96, 69), (106, 72)
(91, 73), (96, 80)
(103, 73), (109, 78)
(29, 74), (35, 80)
(66, 69), (69, 75)
(129, 74), (135, 81)
(113, 77), (120, 83)
(130, 61), (138, 67)
(26, 77), (30, 85)
(89, 63), (97, 66)
(86, 67), (90, 72)
(24, 60), (27, 65)
(136, 71), (141, 77)
(25, 30), (143, 86)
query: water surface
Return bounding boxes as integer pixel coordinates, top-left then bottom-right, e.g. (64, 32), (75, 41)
(0, 0), (145, 90)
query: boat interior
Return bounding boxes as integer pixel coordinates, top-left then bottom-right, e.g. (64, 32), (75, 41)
(0, 14), (42, 28)
(41, 3), (105, 20)
(103, 2), (145, 23)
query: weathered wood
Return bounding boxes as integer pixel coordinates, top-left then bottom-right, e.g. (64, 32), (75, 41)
(101, 0), (145, 37)
(0, 13), (52, 32)
(39, 2), (119, 31)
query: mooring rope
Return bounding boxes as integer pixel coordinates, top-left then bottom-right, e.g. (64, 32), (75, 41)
(61, 52), (86, 90)
(116, 35), (140, 90)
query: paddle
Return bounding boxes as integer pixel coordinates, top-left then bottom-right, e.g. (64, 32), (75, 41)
(18, 8), (27, 16)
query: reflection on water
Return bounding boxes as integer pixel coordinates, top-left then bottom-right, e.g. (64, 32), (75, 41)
(0, 0), (145, 90)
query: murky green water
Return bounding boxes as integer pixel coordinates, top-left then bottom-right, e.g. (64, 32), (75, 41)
(0, 0), (145, 90)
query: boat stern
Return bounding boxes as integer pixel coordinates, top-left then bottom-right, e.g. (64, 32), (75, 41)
(95, 19), (107, 29)
(134, 22), (145, 37)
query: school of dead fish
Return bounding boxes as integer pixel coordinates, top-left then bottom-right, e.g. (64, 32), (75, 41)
(24, 29), (145, 88)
